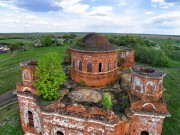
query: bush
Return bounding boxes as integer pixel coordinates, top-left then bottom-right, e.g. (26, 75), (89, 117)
(135, 45), (170, 67)
(101, 93), (112, 110)
(79, 80), (85, 86)
(41, 35), (52, 46)
(34, 52), (66, 100)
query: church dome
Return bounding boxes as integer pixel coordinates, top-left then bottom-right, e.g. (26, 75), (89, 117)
(73, 33), (117, 51)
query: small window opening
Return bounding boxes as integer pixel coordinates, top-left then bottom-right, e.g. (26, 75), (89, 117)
(57, 131), (64, 135)
(108, 62), (111, 71)
(79, 61), (82, 71)
(28, 111), (34, 127)
(72, 59), (75, 69)
(140, 131), (149, 135)
(99, 63), (102, 72)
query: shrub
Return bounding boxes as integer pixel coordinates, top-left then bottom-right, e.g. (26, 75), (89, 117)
(101, 93), (112, 110)
(134, 45), (170, 67)
(34, 52), (66, 100)
(41, 35), (52, 46)
(79, 80), (85, 86)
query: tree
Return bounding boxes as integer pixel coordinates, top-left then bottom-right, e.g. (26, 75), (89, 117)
(41, 35), (52, 46)
(9, 42), (24, 51)
(101, 93), (112, 110)
(34, 52), (66, 100)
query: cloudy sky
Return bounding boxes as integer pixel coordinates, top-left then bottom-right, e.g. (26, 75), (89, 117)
(0, 0), (180, 35)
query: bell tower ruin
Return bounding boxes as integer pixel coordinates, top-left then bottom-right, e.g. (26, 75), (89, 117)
(127, 66), (170, 135)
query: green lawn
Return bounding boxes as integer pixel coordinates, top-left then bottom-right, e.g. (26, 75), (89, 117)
(0, 39), (33, 44)
(0, 102), (23, 135)
(0, 45), (67, 94)
(160, 60), (180, 134)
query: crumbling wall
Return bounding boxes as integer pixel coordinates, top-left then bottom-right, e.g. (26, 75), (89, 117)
(120, 49), (135, 68)
(17, 93), (42, 135)
(129, 115), (164, 135)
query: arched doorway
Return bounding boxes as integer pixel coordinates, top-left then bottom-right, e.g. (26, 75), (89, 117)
(57, 131), (64, 135)
(140, 131), (149, 135)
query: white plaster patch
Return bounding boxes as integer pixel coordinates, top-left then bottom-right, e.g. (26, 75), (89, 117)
(133, 77), (143, 93)
(145, 81), (156, 94)
(23, 70), (31, 82)
(142, 103), (156, 110)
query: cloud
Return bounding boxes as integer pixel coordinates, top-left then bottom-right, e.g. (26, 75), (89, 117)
(151, 11), (180, 24)
(89, 6), (113, 16)
(118, 0), (128, 6)
(144, 11), (153, 15)
(54, 0), (89, 14)
(151, 0), (175, 8)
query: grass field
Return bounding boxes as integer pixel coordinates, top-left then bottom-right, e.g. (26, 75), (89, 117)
(0, 45), (67, 95)
(0, 102), (23, 135)
(0, 36), (179, 135)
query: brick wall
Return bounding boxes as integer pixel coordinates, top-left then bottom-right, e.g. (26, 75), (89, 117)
(70, 48), (118, 86)
(129, 115), (164, 135)
(17, 93), (42, 135)
(120, 49), (135, 68)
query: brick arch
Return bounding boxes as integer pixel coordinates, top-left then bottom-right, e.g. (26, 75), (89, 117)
(142, 103), (156, 110)
(52, 127), (65, 135)
(145, 81), (156, 94)
(22, 87), (32, 93)
(133, 77), (143, 93)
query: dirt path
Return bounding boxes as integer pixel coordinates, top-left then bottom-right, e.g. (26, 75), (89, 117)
(0, 90), (17, 108)
(0, 51), (16, 63)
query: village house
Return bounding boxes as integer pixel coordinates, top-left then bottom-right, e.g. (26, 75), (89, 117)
(0, 43), (10, 53)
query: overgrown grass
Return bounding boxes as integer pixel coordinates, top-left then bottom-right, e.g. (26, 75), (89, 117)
(160, 60), (180, 135)
(0, 102), (23, 135)
(0, 45), (67, 94)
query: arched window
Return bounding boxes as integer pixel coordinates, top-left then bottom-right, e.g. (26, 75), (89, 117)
(28, 111), (34, 127)
(134, 77), (143, 93)
(79, 61), (82, 71)
(146, 81), (156, 94)
(141, 131), (149, 135)
(23, 70), (31, 82)
(99, 63), (102, 72)
(87, 63), (92, 72)
(72, 59), (75, 69)
(121, 52), (126, 58)
(159, 80), (163, 91)
(108, 62), (111, 71)
(57, 131), (64, 135)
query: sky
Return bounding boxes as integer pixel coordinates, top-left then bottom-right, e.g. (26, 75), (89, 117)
(0, 0), (180, 35)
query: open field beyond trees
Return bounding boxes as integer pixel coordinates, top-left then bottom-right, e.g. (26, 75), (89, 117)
(0, 34), (179, 135)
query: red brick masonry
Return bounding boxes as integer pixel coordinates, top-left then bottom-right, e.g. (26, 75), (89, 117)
(120, 49), (135, 68)
(70, 48), (118, 86)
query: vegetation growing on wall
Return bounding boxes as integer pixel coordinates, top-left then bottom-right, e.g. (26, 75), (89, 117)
(34, 52), (66, 100)
(101, 93), (112, 110)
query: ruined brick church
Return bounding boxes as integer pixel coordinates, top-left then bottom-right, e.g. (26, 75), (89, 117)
(16, 33), (170, 135)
